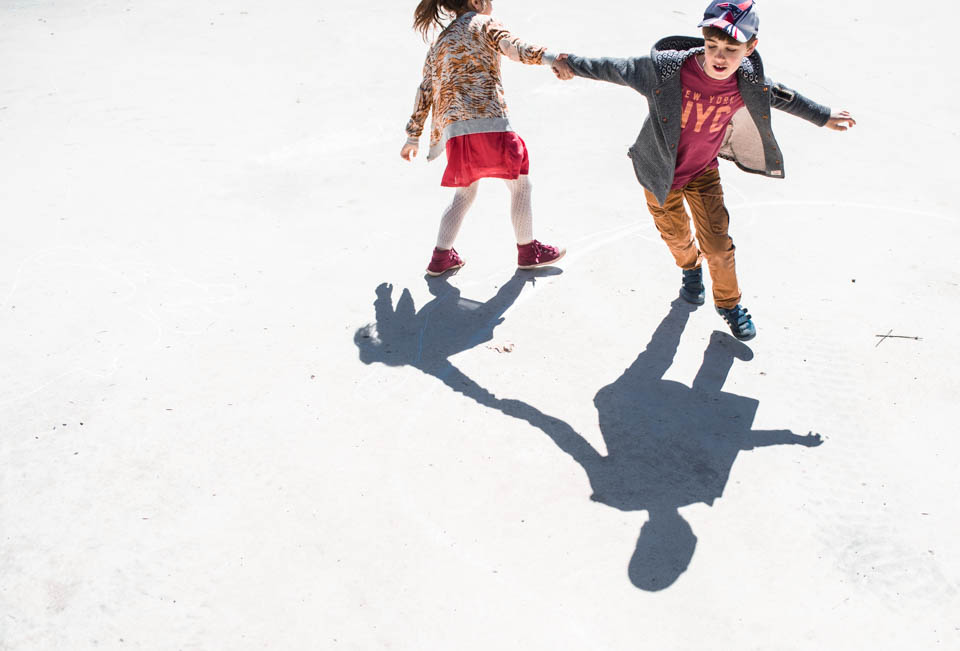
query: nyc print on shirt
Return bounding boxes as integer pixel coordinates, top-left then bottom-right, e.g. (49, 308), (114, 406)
(672, 56), (745, 189)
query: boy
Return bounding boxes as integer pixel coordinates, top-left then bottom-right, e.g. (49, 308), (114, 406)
(552, 0), (855, 340)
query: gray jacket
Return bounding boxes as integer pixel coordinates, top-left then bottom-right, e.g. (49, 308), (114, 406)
(566, 36), (832, 206)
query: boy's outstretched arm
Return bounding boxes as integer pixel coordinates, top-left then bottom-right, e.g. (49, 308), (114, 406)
(767, 79), (856, 131)
(551, 52), (657, 95)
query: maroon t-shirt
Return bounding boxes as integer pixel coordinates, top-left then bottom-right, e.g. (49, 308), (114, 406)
(671, 56), (745, 189)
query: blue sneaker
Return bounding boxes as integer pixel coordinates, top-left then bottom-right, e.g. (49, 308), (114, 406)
(715, 304), (756, 341)
(680, 267), (705, 305)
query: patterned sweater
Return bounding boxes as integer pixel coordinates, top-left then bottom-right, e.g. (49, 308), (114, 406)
(405, 12), (555, 161)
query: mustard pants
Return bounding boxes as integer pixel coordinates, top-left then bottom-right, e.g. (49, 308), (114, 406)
(644, 168), (741, 310)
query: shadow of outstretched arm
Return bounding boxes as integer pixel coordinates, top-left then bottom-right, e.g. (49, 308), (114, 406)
(433, 360), (603, 473)
(745, 429), (823, 450)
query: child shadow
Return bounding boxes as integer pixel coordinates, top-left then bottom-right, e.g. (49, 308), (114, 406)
(355, 269), (562, 405)
(532, 299), (823, 591)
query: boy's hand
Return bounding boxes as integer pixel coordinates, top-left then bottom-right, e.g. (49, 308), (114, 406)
(801, 431), (824, 447)
(400, 142), (418, 161)
(552, 53), (575, 81)
(825, 110), (856, 131)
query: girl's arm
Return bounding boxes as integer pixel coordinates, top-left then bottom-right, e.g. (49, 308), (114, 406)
(499, 37), (556, 65)
(482, 18), (555, 66)
(402, 57), (433, 160)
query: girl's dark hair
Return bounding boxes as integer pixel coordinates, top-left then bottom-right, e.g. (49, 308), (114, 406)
(413, 0), (474, 40)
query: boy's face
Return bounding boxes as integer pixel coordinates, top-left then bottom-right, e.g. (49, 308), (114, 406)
(702, 36), (757, 80)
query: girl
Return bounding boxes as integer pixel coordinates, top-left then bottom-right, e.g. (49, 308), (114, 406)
(402, 0), (566, 276)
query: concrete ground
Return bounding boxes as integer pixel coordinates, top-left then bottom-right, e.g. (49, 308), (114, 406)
(2, 0), (958, 649)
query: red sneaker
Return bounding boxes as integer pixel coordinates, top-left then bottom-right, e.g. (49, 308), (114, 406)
(426, 247), (465, 276)
(517, 240), (566, 269)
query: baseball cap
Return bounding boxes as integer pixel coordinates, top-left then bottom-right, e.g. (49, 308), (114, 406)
(698, 0), (759, 43)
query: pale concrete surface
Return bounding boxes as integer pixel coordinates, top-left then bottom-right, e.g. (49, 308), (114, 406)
(1, 1), (958, 649)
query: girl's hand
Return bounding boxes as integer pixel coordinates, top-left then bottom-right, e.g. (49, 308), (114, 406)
(400, 142), (419, 161)
(552, 53), (575, 81)
(825, 110), (856, 131)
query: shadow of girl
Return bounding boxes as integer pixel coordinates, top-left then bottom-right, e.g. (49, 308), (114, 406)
(355, 269), (560, 404)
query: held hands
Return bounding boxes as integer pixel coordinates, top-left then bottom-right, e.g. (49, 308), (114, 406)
(400, 142), (418, 161)
(552, 53), (575, 81)
(825, 110), (856, 131)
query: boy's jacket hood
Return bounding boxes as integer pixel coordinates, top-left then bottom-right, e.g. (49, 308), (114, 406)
(650, 35), (765, 85)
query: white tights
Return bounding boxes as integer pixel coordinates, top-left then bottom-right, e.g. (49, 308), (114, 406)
(435, 175), (534, 250)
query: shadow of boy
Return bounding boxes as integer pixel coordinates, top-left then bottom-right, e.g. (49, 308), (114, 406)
(535, 299), (822, 590)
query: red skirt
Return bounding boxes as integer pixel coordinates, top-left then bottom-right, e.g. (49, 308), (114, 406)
(441, 132), (530, 187)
